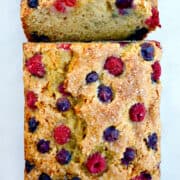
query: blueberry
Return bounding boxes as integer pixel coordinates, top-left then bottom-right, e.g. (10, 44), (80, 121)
(126, 28), (148, 40)
(140, 171), (152, 180)
(25, 160), (35, 173)
(56, 149), (72, 165)
(37, 139), (50, 153)
(39, 173), (52, 180)
(103, 126), (119, 142)
(115, 0), (133, 9)
(30, 32), (50, 42)
(119, 9), (129, 15)
(98, 85), (113, 103)
(56, 97), (71, 112)
(28, 117), (39, 133)
(121, 148), (136, 165)
(141, 43), (155, 61)
(86, 71), (99, 84)
(145, 133), (158, 150)
(72, 177), (81, 180)
(28, 0), (39, 8)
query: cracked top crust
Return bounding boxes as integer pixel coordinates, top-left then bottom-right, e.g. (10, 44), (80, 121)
(23, 42), (162, 180)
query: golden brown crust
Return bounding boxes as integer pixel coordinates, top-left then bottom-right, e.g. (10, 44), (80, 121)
(21, 1), (30, 40)
(20, 0), (159, 41)
(23, 42), (161, 180)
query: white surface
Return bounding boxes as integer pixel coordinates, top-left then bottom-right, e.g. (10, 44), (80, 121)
(0, 0), (179, 179)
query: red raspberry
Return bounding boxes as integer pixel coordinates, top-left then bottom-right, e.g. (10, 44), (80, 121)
(53, 125), (71, 145)
(58, 83), (70, 96)
(104, 56), (124, 76)
(129, 103), (146, 122)
(132, 175), (142, 180)
(26, 91), (38, 109)
(57, 43), (71, 50)
(119, 42), (129, 47)
(54, 0), (66, 13)
(25, 54), (46, 78)
(64, 0), (76, 7)
(152, 41), (162, 49)
(151, 61), (161, 82)
(145, 8), (161, 30)
(85, 152), (107, 174)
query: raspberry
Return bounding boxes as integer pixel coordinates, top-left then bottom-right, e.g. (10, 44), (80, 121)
(145, 133), (158, 150)
(25, 160), (35, 173)
(141, 43), (155, 61)
(85, 152), (107, 174)
(28, 117), (39, 133)
(104, 56), (124, 76)
(129, 103), (146, 122)
(103, 126), (119, 142)
(151, 61), (161, 82)
(58, 43), (72, 50)
(86, 71), (99, 84)
(58, 83), (70, 96)
(39, 173), (52, 180)
(26, 91), (38, 109)
(98, 85), (113, 103)
(121, 148), (136, 165)
(145, 8), (161, 30)
(115, 0), (133, 9)
(25, 54), (46, 78)
(37, 139), (50, 153)
(54, 0), (66, 13)
(152, 41), (162, 49)
(119, 42), (129, 47)
(53, 125), (71, 145)
(28, 0), (39, 8)
(56, 149), (72, 165)
(64, 0), (76, 7)
(56, 97), (71, 112)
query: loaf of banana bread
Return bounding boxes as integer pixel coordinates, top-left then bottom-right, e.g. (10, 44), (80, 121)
(21, 0), (161, 42)
(24, 41), (162, 180)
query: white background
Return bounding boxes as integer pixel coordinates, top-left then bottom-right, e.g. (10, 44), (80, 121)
(0, 0), (179, 179)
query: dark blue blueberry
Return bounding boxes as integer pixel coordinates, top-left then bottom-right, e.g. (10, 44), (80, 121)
(141, 43), (155, 61)
(121, 148), (136, 165)
(37, 139), (50, 153)
(115, 0), (133, 9)
(86, 71), (99, 84)
(56, 149), (71, 165)
(119, 9), (129, 15)
(28, 0), (39, 8)
(56, 97), (71, 112)
(145, 133), (158, 150)
(25, 160), (35, 173)
(28, 117), (39, 133)
(103, 126), (119, 142)
(126, 28), (148, 40)
(39, 173), (52, 180)
(72, 177), (81, 180)
(140, 171), (152, 180)
(30, 32), (50, 42)
(98, 85), (113, 103)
